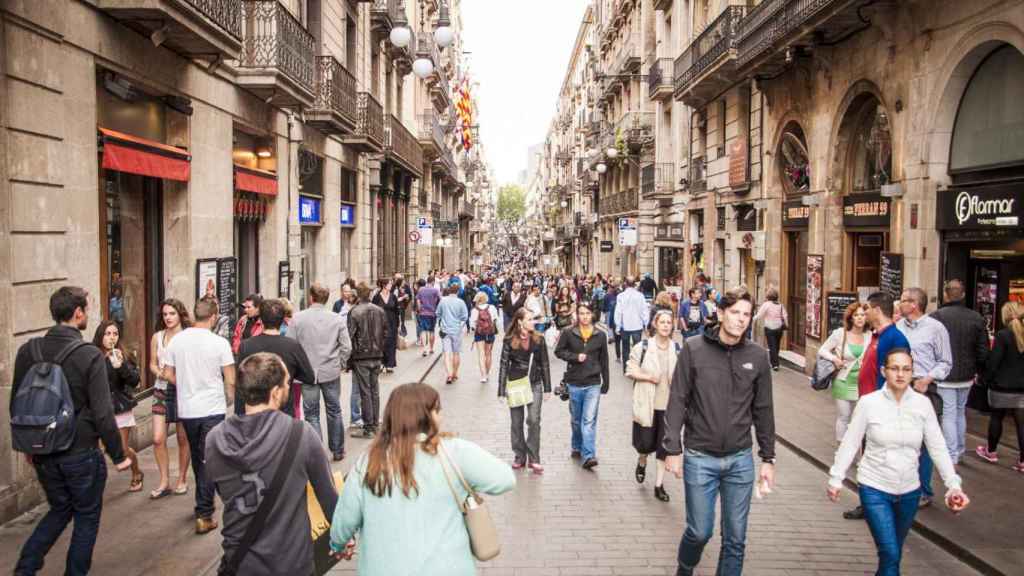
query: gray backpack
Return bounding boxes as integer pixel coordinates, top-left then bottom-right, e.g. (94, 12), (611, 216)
(10, 339), (85, 454)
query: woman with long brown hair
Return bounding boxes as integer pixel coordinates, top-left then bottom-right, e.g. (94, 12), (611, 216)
(329, 383), (515, 575)
(93, 320), (144, 491)
(148, 298), (192, 499)
(497, 307), (552, 473)
(818, 301), (872, 443)
(554, 284), (576, 330)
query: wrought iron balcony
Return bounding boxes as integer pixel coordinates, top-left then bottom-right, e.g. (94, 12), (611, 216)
(556, 151), (573, 166)
(641, 163), (675, 197)
(430, 202), (442, 219)
(385, 115), (424, 178)
(673, 5), (747, 106)
(648, 58), (674, 101)
(599, 189), (639, 216)
(418, 110), (447, 159)
(616, 111), (654, 151)
(371, 0), (401, 36)
(307, 55), (358, 135)
(611, 17), (642, 76)
(237, 0), (316, 107)
(342, 92), (385, 152)
(737, 0), (864, 77)
(98, 0), (242, 59)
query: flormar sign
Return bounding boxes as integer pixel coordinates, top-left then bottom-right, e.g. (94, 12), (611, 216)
(937, 186), (1022, 230)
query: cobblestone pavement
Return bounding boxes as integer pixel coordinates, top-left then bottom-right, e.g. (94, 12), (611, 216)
(328, 333), (978, 576)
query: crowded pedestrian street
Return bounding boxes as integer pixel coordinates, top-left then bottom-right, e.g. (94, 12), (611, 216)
(0, 330), (990, 576)
(4, 1), (1024, 576)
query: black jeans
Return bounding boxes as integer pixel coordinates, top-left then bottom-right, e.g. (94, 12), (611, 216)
(764, 328), (784, 369)
(15, 449), (107, 576)
(987, 407), (1024, 454)
(181, 414), (225, 520)
(510, 388), (543, 464)
(619, 330), (643, 371)
(353, 360), (382, 431)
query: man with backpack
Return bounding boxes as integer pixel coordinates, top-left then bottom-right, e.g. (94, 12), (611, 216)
(11, 286), (132, 576)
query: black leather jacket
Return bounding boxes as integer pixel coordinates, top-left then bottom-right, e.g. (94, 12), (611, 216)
(497, 335), (552, 397)
(930, 301), (988, 382)
(347, 302), (386, 362)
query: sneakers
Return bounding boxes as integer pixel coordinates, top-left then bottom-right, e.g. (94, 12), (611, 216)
(975, 445), (999, 463)
(528, 462), (545, 474)
(480, 377), (488, 384)
(332, 452), (345, 462)
(349, 420), (364, 431)
(354, 428), (376, 439)
(570, 450), (581, 460)
(1012, 461), (1024, 473)
(843, 505), (865, 520)
(511, 457), (526, 470)
(582, 458), (599, 470)
(195, 517), (218, 535)
(918, 496), (933, 509)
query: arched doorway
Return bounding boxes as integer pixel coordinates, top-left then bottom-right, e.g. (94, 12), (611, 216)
(778, 121), (810, 352)
(936, 44), (1024, 338)
(833, 90), (893, 295)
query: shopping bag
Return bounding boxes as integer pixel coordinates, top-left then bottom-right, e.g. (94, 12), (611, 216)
(308, 471), (345, 576)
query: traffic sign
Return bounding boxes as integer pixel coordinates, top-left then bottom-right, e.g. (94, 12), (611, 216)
(408, 230), (421, 243)
(618, 217), (637, 246)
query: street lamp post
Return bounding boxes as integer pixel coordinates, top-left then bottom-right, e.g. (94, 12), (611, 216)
(388, 1), (455, 80)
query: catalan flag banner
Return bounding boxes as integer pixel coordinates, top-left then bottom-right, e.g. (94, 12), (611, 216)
(455, 77), (474, 151)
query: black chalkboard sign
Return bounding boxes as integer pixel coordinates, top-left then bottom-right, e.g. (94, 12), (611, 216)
(880, 252), (903, 301)
(827, 292), (859, 335)
(217, 257), (238, 324)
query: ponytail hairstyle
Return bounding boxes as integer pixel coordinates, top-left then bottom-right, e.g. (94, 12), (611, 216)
(1000, 301), (1024, 353)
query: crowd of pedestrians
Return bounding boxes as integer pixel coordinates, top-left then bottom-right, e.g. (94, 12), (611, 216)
(19, 257), (1024, 576)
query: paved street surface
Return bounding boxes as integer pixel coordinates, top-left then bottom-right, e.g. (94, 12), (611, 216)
(0, 332), (982, 576)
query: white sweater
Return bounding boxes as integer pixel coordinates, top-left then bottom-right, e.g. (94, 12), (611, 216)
(829, 386), (962, 496)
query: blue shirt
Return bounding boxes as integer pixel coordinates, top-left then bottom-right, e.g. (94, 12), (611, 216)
(896, 315), (953, 382)
(436, 295), (469, 335)
(875, 323), (912, 390)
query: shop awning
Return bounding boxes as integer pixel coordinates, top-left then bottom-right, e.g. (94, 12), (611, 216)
(234, 165), (278, 196)
(98, 127), (191, 182)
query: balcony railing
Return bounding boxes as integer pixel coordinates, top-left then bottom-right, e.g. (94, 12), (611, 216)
(385, 115), (424, 177)
(343, 92), (385, 151)
(371, 0), (401, 34)
(556, 152), (573, 166)
(612, 16), (642, 75)
(599, 189), (640, 216)
(648, 57), (674, 100)
(418, 110), (446, 157)
(673, 5), (747, 104)
(641, 163), (675, 197)
(98, 0), (242, 59)
(308, 55), (357, 134)
(616, 111), (654, 150)
(737, 0), (860, 72)
(238, 0), (316, 104)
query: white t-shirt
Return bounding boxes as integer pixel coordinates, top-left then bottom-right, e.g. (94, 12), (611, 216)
(164, 327), (234, 419)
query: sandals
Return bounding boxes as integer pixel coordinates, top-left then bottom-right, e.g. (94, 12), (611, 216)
(635, 463), (646, 484)
(174, 483), (189, 495)
(149, 487), (172, 500)
(128, 472), (144, 492)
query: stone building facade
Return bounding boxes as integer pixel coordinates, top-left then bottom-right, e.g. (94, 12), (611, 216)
(0, 0), (487, 523)
(539, 0), (1024, 369)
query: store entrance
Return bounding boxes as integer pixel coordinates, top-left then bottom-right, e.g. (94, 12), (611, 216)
(969, 253), (1024, 340)
(101, 171), (163, 392)
(849, 232), (888, 293)
(786, 231), (808, 352)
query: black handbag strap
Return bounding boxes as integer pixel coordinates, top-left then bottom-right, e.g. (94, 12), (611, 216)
(223, 419), (304, 575)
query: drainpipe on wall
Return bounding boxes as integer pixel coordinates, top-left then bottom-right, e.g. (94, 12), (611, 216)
(286, 111), (303, 300)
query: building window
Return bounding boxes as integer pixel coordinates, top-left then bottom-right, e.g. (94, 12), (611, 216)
(950, 44), (1024, 172)
(778, 122), (809, 195)
(848, 98), (892, 192)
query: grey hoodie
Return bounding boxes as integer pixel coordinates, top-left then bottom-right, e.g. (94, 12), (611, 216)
(206, 410), (338, 576)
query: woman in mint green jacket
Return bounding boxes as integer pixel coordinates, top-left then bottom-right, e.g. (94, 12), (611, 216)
(330, 383), (516, 575)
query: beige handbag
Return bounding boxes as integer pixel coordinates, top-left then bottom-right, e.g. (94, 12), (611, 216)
(438, 441), (501, 561)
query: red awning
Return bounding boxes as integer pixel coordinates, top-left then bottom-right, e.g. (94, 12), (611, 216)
(234, 165), (278, 196)
(98, 127), (191, 182)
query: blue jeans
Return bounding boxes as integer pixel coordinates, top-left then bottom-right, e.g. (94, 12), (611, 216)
(937, 386), (969, 462)
(568, 384), (602, 461)
(15, 449), (107, 576)
(677, 448), (755, 576)
(350, 379), (363, 425)
(181, 414), (224, 520)
(618, 330), (643, 370)
(918, 450), (933, 498)
(303, 378), (344, 456)
(860, 485), (921, 576)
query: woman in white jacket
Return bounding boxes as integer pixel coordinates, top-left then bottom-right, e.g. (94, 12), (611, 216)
(626, 309), (678, 502)
(828, 348), (969, 576)
(817, 302), (871, 443)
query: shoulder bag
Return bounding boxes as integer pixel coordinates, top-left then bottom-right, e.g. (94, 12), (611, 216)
(437, 441), (501, 561)
(505, 343), (535, 408)
(220, 419), (304, 576)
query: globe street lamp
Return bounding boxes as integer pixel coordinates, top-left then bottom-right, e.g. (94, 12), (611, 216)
(596, 162), (607, 174)
(606, 147), (619, 159)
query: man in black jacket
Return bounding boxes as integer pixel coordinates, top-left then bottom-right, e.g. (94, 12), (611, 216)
(12, 286), (132, 576)
(501, 280), (528, 330)
(663, 287), (775, 576)
(347, 282), (387, 439)
(930, 279), (989, 463)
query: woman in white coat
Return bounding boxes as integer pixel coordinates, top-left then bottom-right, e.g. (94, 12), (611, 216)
(626, 309), (679, 501)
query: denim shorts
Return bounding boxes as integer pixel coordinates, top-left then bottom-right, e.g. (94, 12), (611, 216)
(474, 333), (496, 344)
(417, 316), (437, 333)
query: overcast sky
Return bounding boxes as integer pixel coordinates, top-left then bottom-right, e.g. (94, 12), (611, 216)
(460, 0), (590, 186)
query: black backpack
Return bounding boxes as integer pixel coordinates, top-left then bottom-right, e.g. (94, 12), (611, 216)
(11, 339), (85, 454)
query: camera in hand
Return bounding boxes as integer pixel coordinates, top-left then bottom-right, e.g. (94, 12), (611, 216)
(554, 383), (569, 401)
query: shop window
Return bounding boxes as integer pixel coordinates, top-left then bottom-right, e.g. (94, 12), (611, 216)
(848, 99), (892, 192)
(950, 45), (1024, 172)
(778, 122), (809, 195)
